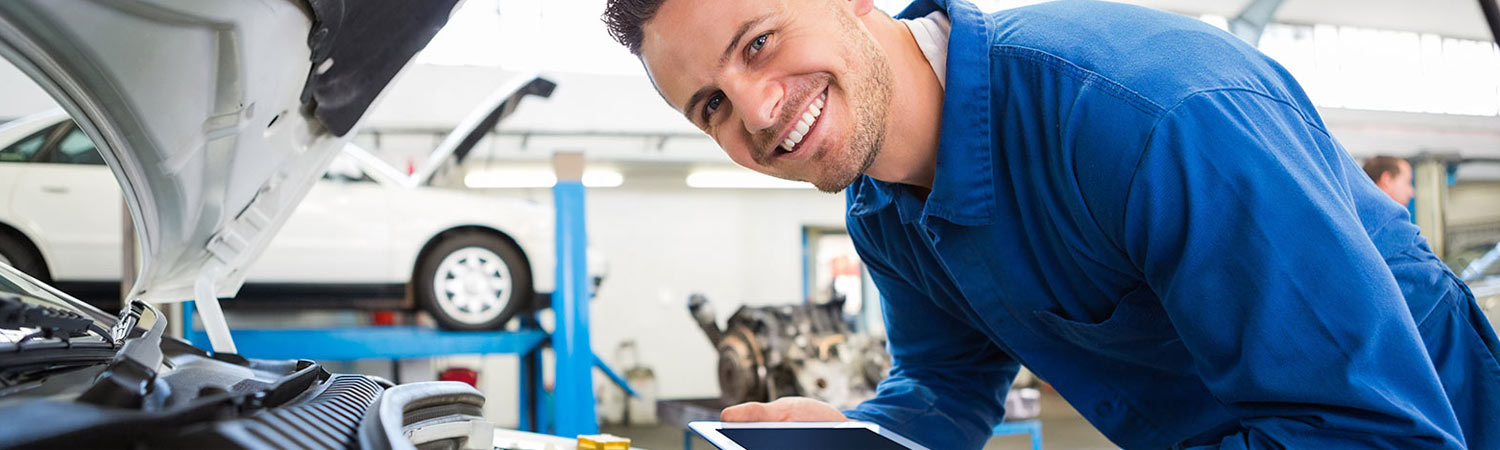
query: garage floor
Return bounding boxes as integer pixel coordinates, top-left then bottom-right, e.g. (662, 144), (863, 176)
(601, 388), (1116, 450)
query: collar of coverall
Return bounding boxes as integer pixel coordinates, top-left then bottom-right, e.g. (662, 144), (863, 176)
(846, 0), (998, 228)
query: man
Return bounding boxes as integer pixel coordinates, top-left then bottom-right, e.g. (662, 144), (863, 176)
(1364, 155), (1415, 206)
(603, 0), (1500, 448)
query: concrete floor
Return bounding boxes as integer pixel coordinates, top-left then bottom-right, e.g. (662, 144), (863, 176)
(601, 389), (1116, 450)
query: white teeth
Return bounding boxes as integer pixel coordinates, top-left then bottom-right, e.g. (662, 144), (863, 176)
(780, 91), (828, 153)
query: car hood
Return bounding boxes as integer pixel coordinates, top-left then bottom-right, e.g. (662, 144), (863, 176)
(0, 0), (457, 303)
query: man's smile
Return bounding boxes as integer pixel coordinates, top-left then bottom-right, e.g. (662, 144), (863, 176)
(764, 86), (829, 165)
(778, 88), (827, 153)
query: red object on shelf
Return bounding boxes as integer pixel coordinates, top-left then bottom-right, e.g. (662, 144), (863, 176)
(371, 310), (397, 326)
(440, 367), (479, 387)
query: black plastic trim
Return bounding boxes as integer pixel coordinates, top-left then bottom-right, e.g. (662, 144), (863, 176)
(357, 381), (486, 450)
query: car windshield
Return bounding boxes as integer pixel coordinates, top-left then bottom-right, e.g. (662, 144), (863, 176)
(321, 153), (376, 183)
(0, 263), (115, 346)
(1453, 242), (1500, 282)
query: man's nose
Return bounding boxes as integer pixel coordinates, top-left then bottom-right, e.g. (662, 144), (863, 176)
(724, 77), (783, 134)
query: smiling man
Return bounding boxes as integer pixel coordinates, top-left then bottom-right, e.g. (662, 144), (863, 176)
(603, 0), (1500, 448)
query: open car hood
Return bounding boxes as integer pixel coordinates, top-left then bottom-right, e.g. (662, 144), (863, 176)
(343, 73), (557, 189)
(0, 0), (457, 305)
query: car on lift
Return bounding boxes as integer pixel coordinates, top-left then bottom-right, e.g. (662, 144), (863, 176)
(0, 76), (597, 331)
(0, 0), (538, 447)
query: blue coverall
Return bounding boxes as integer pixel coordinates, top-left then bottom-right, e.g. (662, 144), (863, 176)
(841, 0), (1500, 448)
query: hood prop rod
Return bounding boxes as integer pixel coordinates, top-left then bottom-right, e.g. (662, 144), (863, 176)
(193, 264), (237, 354)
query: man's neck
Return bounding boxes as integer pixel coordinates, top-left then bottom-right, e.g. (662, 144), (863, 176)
(860, 12), (944, 190)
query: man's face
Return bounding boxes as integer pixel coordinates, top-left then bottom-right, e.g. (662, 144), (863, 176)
(1380, 160), (1415, 206)
(639, 0), (892, 192)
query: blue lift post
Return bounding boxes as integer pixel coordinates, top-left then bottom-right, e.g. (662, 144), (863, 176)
(551, 151), (597, 436)
(993, 420), (1044, 450)
(518, 315), (546, 434)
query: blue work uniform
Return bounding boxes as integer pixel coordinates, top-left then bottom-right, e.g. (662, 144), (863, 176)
(840, 0), (1500, 448)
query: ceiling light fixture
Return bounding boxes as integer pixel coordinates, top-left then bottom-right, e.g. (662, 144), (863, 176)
(685, 169), (814, 189)
(464, 168), (624, 188)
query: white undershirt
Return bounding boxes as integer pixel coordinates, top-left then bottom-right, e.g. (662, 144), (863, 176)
(901, 11), (952, 88)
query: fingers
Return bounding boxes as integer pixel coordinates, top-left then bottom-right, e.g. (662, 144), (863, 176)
(775, 397), (849, 421)
(721, 397), (849, 422)
(721, 402), (770, 422)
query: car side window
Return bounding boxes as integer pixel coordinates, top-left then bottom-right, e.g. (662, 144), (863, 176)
(0, 124), (59, 163)
(45, 125), (105, 165)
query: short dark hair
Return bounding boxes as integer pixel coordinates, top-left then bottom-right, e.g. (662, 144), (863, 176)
(602, 0), (668, 55)
(1363, 156), (1408, 183)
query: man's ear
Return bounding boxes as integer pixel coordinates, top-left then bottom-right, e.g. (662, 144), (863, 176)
(850, 0), (876, 16)
(1378, 172), (1396, 189)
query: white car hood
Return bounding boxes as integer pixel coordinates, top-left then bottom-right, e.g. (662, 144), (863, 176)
(0, 0), (455, 304)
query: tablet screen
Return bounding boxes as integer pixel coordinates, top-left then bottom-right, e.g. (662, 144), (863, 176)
(717, 427), (911, 450)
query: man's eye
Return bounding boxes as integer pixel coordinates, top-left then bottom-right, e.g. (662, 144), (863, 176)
(749, 33), (768, 55)
(704, 93), (725, 119)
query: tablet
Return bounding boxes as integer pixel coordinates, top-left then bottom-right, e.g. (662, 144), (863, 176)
(687, 421), (929, 450)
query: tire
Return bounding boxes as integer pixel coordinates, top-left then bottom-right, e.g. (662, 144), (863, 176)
(0, 232), (49, 283)
(414, 232), (532, 331)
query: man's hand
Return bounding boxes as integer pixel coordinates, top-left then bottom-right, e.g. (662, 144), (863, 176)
(720, 397), (850, 422)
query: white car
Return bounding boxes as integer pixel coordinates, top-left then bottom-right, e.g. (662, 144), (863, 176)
(0, 95), (589, 330)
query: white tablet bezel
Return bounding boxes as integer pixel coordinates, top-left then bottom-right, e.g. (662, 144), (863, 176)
(687, 421), (930, 450)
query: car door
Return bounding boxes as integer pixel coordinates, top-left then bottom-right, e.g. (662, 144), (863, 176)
(246, 160), (394, 284)
(0, 120), (63, 221)
(8, 122), (123, 282)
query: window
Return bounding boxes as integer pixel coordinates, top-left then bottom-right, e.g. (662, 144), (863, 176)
(46, 126), (104, 165)
(0, 124), (59, 163)
(1254, 22), (1500, 116)
(803, 226), (884, 336)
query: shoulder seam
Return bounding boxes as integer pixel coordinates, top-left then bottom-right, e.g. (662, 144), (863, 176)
(1125, 85), (1337, 199)
(1157, 87), (1330, 135)
(991, 45), (1167, 116)
(1119, 87), (1335, 262)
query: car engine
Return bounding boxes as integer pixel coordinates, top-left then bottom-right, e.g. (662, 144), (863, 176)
(0, 295), (493, 449)
(687, 294), (890, 411)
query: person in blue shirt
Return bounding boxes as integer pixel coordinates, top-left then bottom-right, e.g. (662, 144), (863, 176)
(603, 0), (1500, 447)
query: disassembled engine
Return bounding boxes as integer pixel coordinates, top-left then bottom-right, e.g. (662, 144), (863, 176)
(687, 294), (890, 410)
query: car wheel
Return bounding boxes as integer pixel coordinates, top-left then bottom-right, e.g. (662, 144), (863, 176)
(0, 233), (49, 283)
(414, 232), (532, 331)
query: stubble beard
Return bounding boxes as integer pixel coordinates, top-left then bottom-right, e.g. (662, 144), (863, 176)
(807, 13), (892, 194)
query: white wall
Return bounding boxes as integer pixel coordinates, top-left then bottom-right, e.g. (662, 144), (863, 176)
(1323, 108), (1500, 158)
(584, 184), (848, 399)
(0, 59), (56, 121)
(454, 182), (847, 422)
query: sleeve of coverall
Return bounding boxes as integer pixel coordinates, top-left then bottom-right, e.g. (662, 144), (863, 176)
(1121, 89), (1464, 448)
(842, 219), (1019, 450)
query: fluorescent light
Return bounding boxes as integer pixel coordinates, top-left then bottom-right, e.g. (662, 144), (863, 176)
(583, 170), (624, 188)
(464, 170), (554, 188)
(685, 170), (814, 189)
(464, 168), (623, 188)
